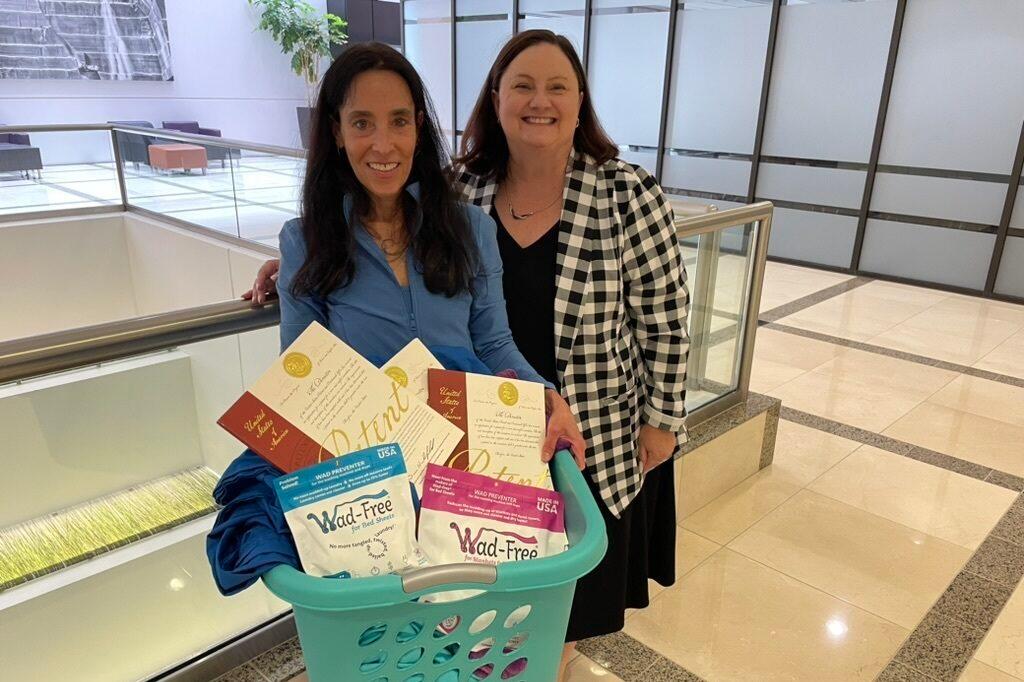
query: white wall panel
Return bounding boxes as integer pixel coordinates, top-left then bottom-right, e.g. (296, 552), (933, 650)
(662, 155), (751, 198)
(766, 208), (858, 268)
(666, 5), (771, 154)
(0, 214), (136, 341)
(756, 164), (866, 210)
(123, 214), (235, 316)
(994, 237), (1024, 298)
(588, 6), (670, 148)
(861, 219), (995, 290)
(870, 173), (1006, 226)
(761, 0), (895, 163)
(879, 0), (1024, 174)
(0, 353), (203, 526)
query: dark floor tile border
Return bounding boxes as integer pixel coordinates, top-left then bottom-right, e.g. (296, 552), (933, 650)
(765, 322), (1024, 390)
(879, 492), (1024, 681)
(757, 276), (875, 323)
(576, 630), (707, 682)
(779, 405), (1022, 491)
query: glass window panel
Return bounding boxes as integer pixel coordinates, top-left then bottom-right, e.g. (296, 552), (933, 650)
(662, 154), (750, 198)
(665, 3), (771, 155)
(870, 173), (1006, 227)
(761, 0), (896, 163)
(994, 237), (1024, 298)
(518, 1), (585, 55)
(766, 208), (858, 269)
(617, 148), (659, 174)
(455, 1), (513, 130)
(588, 3), (671, 149)
(405, 0), (454, 137)
(879, 0), (1024, 174)
(756, 164), (866, 211)
(1010, 181), (1024, 230)
(861, 219), (995, 290)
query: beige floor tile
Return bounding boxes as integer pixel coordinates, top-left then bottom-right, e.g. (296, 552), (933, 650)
(769, 348), (958, 432)
(928, 375), (1024, 428)
(770, 419), (862, 486)
(856, 280), (953, 308)
(647, 529), (721, 602)
(759, 262), (852, 313)
(959, 660), (1022, 682)
(681, 466), (802, 544)
(936, 295), (1024, 327)
(976, 583), (1024, 678)
(779, 283), (943, 342)
(974, 330), (1024, 381)
(754, 327), (846, 372)
(729, 491), (972, 629)
(750, 356), (808, 394)
(809, 445), (1016, 549)
(624, 549), (908, 681)
(870, 319), (1020, 366)
(679, 420), (858, 548)
(563, 654), (624, 681)
(884, 402), (1024, 477)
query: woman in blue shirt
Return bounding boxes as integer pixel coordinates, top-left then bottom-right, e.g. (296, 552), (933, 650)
(277, 43), (584, 463)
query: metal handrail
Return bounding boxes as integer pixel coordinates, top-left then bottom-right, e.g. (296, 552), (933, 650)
(1, 203), (773, 418)
(0, 299), (279, 385)
(0, 123), (305, 159)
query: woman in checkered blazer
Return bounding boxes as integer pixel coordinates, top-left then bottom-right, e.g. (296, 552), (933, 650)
(455, 30), (690, 675)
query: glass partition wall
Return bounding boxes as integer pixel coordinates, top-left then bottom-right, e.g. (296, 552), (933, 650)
(404, 1), (1024, 303)
(0, 123), (770, 679)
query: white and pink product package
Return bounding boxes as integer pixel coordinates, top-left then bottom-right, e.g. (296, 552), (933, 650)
(418, 464), (568, 600)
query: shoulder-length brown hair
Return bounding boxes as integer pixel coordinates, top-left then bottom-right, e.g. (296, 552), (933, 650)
(458, 30), (618, 180)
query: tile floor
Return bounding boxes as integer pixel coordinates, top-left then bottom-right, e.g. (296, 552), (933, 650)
(0, 156), (302, 247)
(210, 261), (1024, 682)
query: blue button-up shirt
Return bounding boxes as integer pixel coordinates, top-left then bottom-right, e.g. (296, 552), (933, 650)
(276, 185), (551, 387)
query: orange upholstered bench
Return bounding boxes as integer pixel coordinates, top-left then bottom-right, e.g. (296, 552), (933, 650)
(148, 143), (208, 174)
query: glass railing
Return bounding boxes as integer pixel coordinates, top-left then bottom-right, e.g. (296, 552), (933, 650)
(0, 302), (284, 681)
(0, 122), (772, 679)
(679, 202), (772, 421)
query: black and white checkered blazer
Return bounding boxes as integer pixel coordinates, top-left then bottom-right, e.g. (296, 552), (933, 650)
(456, 150), (690, 517)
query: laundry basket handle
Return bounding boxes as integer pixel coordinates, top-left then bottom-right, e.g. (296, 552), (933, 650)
(401, 563), (498, 594)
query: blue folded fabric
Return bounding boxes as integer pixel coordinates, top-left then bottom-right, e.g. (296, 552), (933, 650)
(206, 344), (492, 596)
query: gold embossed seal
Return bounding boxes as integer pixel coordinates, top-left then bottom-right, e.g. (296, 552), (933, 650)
(498, 381), (519, 406)
(283, 352), (313, 378)
(385, 366), (409, 387)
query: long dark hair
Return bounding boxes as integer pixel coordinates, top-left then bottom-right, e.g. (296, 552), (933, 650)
(458, 30), (618, 180)
(292, 42), (476, 299)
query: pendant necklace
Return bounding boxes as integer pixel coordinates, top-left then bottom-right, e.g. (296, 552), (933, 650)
(507, 187), (562, 221)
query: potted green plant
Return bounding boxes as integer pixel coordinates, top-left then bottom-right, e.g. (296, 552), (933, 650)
(249, 0), (348, 147)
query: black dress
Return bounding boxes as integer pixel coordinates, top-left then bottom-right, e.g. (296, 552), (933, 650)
(493, 209), (678, 642)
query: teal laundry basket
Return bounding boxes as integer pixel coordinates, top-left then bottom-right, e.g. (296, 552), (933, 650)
(262, 450), (607, 682)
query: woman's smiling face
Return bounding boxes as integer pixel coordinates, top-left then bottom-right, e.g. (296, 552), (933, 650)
(334, 69), (418, 206)
(493, 43), (583, 153)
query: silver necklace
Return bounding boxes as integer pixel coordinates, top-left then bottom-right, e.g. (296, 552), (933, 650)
(507, 187), (562, 221)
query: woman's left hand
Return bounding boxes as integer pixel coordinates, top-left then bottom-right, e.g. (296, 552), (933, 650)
(543, 389), (587, 470)
(638, 424), (677, 474)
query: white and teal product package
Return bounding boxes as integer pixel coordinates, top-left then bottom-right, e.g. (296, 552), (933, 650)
(273, 444), (427, 579)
